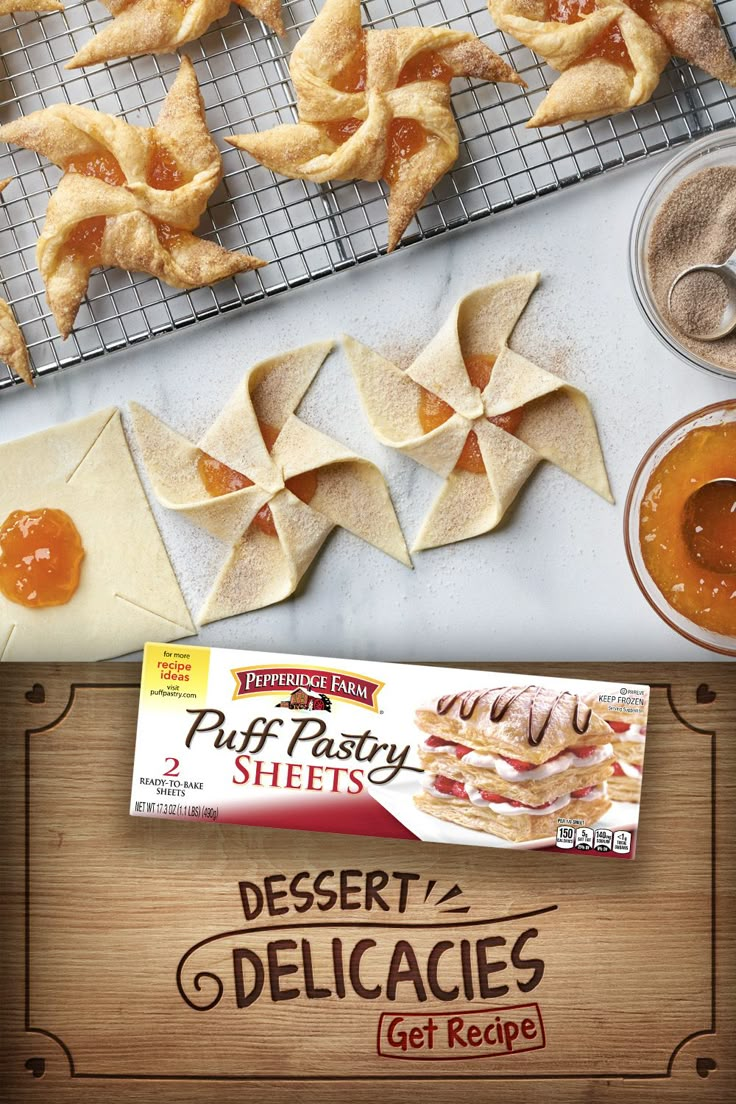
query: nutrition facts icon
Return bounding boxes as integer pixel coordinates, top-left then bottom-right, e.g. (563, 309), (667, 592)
(613, 830), (632, 854)
(594, 828), (613, 852)
(575, 827), (594, 850)
(555, 824), (575, 849)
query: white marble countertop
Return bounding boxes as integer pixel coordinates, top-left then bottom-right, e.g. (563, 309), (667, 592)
(2, 152), (735, 663)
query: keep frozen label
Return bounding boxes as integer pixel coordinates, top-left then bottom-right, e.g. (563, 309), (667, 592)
(130, 644), (649, 859)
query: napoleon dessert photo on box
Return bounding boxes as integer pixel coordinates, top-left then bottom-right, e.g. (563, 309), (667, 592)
(414, 685), (617, 843)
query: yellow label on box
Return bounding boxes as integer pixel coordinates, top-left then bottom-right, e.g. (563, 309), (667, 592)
(140, 643), (210, 709)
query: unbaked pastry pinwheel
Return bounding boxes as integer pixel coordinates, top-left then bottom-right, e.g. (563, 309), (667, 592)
(489, 0), (736, 126)
(344, 273), (613, 551)
(130, 341), (411, 624)
(0, 57), (265, 339)
(67, 0), (283, 70)
(228, 0), (523, 251)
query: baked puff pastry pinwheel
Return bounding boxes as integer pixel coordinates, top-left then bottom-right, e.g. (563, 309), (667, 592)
(0, 180), (33, 388)
(0, 299), (32, 387)
(345, 273), (613, 552)
(489, 0), (736, 127)
(130, 341), (411, 625)
(0, 58), (265, 339)
(0, 1), (62, 15)
(228, 0), (524, 251)
(67, 0), (283, 70)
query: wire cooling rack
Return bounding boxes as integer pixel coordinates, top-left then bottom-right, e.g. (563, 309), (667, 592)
(0, 0), (735, 389)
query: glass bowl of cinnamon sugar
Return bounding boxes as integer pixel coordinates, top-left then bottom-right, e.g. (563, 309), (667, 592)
(629, 129), (736, 380)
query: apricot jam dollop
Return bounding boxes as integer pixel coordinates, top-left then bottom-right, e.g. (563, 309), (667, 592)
(639, 421), (736, 637)
(0, 508), (85, 608)
(197, 423), (318, 538)
(417, 353), (525, 474)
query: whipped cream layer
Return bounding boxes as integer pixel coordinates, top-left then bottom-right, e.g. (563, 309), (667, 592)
(422, 736), (614, 781)
(610, 724), (646, 744)
(423, 775), (607, 817)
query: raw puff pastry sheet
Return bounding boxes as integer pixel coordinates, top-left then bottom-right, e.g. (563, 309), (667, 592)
(0, 408), (194, 661)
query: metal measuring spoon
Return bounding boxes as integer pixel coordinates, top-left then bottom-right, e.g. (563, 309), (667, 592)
(682, 478), (736, 574)
(668, 246), (736, 341)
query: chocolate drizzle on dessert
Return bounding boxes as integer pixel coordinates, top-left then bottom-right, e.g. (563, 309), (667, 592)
(436, 685), (594, 747)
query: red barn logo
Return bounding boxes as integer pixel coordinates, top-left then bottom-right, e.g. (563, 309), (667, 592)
(276, 684), (332, 712)
(230, 665), (384, 712)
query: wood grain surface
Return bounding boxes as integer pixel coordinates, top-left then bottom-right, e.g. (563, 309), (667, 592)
(0, 661), (734, 1103)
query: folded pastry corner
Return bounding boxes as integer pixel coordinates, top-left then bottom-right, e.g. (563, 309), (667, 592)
(414, 684), (614, 842)
(0, 177), (34, 387)
(130, 341), (411, 627)
(0, 0), (63, 13)
(67, 0), (284, 70)
(489, 0), (736, 127)
(228, 0), (523, 251)
(0, 298), (33, 387)
(345, 273), (612, 551)
(0, 57), (266, 339)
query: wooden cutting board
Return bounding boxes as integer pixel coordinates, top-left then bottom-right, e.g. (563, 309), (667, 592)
(0, 661), (734, 1103)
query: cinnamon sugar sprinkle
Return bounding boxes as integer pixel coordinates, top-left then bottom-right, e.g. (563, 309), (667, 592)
(646, 164), (736, 371)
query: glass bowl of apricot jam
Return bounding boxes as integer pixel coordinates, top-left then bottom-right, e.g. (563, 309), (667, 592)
(629, 129), (736, 381)
(625, 400), (736, 655)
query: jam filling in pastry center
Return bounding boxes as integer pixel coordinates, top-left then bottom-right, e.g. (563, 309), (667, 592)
(418, 353), (526, 474)
(325, 47), (453, 186)
(547, 0), (637, 69)
(197, 421), (319, 538)
(65, 151), (126, 264)
(63, 138), (188, 264)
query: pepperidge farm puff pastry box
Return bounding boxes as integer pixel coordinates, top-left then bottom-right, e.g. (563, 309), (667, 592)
(131, 644), (650, 858)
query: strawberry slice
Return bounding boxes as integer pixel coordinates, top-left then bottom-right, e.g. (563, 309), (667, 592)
(454, 743), (473, 758)
(607, 720), (632, 734)
(571, 784), (597, 798)
(434, 774), (467, 799)
(611, 762), (625, 776)
(500, 755), (536, 772)
(570, 745), (597, 758)
(426, 735), (455, 749)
